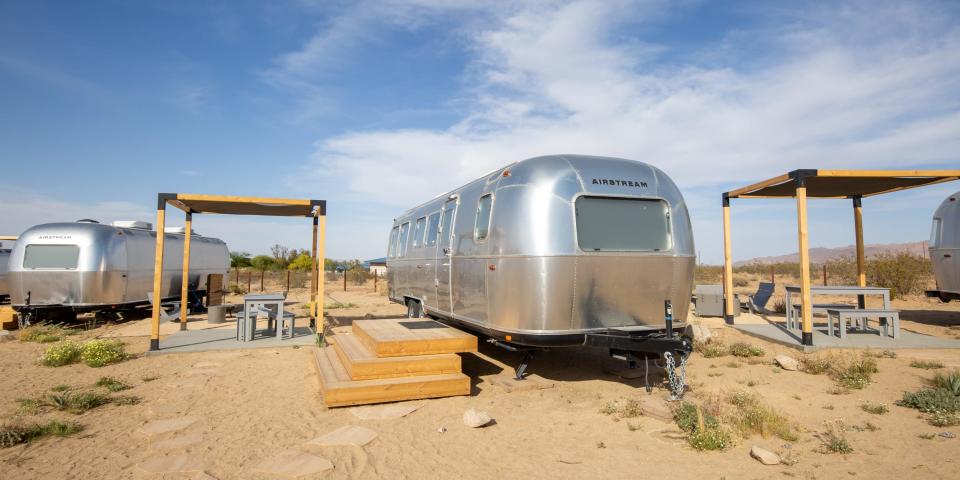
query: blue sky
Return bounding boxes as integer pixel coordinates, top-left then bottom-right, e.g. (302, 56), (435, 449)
(1, 0), (958, 263)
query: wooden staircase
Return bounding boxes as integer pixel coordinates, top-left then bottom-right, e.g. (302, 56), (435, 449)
(314, 318), (477, 407)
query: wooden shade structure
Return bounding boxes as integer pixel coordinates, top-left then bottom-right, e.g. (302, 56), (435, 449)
(722, 169), (960, 346)
(149, 193), (327, 351)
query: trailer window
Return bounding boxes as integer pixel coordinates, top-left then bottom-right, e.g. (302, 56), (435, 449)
(412, 217), (426, 248)
(398, 222), (410, 256)
(425, 212), (441, 246)
(388, 227), (399, 257)
(575, 197), (671, 251)
(930, 218), (942, 248)
(23, 245), (80, 269)
(475, 194), (493, 242)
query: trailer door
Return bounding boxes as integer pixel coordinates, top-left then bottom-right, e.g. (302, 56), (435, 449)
(435, 200), (457, 313)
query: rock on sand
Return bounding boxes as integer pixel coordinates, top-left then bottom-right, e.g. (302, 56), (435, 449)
(774, 354), (800, 371)
(750, 445), (780, 465)
(463, 408), (493, 428)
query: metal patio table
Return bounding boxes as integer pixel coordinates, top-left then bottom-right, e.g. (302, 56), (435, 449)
(238, 293), (286, 341)
(784, 285), (891, 331)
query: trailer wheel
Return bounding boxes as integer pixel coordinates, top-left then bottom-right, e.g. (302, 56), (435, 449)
(406, 300), (424, 318)
(939, 292), (954, 303)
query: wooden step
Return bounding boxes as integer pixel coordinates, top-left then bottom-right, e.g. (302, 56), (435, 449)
(0, 306), (17, 330)
(333, 334), (462, 380)
(353, 318), (478, 358)
(313, 347), (470, 407)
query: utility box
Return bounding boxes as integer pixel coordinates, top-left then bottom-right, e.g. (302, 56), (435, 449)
(694, 284), (726, 317)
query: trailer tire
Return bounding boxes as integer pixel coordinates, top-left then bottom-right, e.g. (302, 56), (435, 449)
(406, 300), (424, 318)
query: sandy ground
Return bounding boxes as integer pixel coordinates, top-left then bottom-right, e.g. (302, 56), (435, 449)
(1, 279), (959, 479)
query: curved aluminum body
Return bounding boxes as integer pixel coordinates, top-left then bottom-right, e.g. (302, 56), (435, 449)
(0, 247), (11, 299)
(386, 155), (695, 345)
(930, 191), (960, 297)
(8, 222), (229, 311)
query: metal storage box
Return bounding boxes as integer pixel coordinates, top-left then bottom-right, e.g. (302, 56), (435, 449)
(694, 284), (725, 317)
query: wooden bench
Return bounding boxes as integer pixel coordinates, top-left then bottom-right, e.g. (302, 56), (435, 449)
(787, 304), (855, 330)
(826, 309), (900, 339)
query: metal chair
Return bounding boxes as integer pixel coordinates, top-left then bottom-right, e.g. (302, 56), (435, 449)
(147, 292), (180, 322)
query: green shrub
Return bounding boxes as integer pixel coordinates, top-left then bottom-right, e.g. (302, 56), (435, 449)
(910, 360), (944, 370)
(928, 411), (960, 427)
(826, 253), (932, 299)
(726, 391), (797, 441)
(820, 428), (853, 454)
(0, 421), (83, 448)
(897, 388), (960, 413)
(860, 402), (889, 415)
(95, 377), (131, 392)
(39, 342), (82, 367)
(80, 339), (127, 367)
(931, 370), (960, 396)
(674, 402), (730, 450)
(728, 342), (764, 358)
(695, 340), (729, 358)
(800, 354), (833, 375)
(831, 354), (878, 390)
(19, 324), (75, 343)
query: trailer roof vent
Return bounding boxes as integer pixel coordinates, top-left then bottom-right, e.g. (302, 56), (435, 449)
(112, 220), (153, 230)
(76, 219), (100, 223)
(166, 226), (199, 235)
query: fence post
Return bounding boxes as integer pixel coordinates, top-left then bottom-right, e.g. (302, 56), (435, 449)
(770, 265), (774, 284)
(260, 271), (264, 292)
(247, 271), (251, 292)
(822, 264), (827, 286)
(286, 270), (290, 291)
(374, 273), (378, 293)
(343, 271), (347, 292)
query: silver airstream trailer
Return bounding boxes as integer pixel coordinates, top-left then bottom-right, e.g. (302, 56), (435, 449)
(386, 155), (694, 390)
(8, 220), (229, 323)
(928, 191), (960, 302)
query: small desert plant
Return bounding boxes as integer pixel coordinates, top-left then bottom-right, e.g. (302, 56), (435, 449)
(0, 420), (83, 448)
(80, 339), (127, 367)
(726, 391), (797, 441)
(733, 277), (749, 288)
(325, 302), (357, 310)
(53, 391), (110, 414)
(19, 324), (75, 343)
(800, 354), (833, 375)
(95, 377), (131, 392)
(599, 399), (643, 419)
(897, 388), (960, 413)
(860, 402), (889, 415)
(141, 376), (159, 382)
(771, 298), (787, 314)
(674, 402), (731, 451)
(931, 370), (960, 396)
(819, 423), (853, 454)
(50, 384), (70, 392)
(728, 342), (764, 358)
(694, 340), (729, 358)
(927, 411), (960, 427)
(111, 395), (141, 406)
(831, 354), (878, 390)
(39, 342), (83, 367)
(910, 360), (944, 370)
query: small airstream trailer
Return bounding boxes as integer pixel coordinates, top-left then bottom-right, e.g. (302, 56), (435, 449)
(386, 155), (694, 390)
(0, 238), (14, 302)
(8, 220), (229, 323)
(928, 191), (960, 302)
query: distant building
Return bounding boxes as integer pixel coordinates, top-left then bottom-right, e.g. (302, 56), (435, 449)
(365, 257), (387, 277)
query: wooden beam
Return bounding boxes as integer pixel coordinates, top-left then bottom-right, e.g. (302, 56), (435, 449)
(179, 212), (192, 331)
(853, 196), (866, 309)
(149, 204), (166, 351)
(0, 235), (18, 241)
(722, 196), (735, 324)
(816, 170), (960, 178)
(796, 184), (814, 346)
(725, 173), (793, 199)
(862, 175), (960, 197)
(310, 216), (319, 320)
(175, 193), (313, 206)
(317, 214), (326, 335)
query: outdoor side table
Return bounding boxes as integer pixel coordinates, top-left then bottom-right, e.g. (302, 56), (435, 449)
(239, 293), (286, 341)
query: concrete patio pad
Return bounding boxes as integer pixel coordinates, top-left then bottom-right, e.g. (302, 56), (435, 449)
(147, 324), (316, 355)
(733, 322), (960, 352)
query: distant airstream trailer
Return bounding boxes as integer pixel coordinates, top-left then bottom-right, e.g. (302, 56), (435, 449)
(8, 220), (229, 322)
(928, 191), (960, 302)
(0, 238), (13, 302)
(386, 155), (694, 379)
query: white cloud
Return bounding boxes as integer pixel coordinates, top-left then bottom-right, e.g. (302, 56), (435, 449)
(284, 0), (960, 262)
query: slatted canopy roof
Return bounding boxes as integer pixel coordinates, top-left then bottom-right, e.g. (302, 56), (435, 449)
(726, 170), (960, 199)
(161, 193), (325, 217)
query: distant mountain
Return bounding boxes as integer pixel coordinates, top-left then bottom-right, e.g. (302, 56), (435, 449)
(734, 241), (929, 266)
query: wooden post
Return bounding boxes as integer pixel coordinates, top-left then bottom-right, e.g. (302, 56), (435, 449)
(374, 273), (378, 292)
(822, 264), (827, 286)
(286, 269), (290, 291)
(310, 216), (319, 320)
(722, 194), (735, 324)
(770, 265), (775, 284)
(317, 214), (327, 332)
(853, 196), (867, 308)
(179, 212), (192, 331)
(149, 196), (168, 351)
(260, 270), (264, 292)
(796, 181), (814, 346)
(235, 267), (239, 284)
(247, 271), (251, 292)
(343, 270), (347, 292)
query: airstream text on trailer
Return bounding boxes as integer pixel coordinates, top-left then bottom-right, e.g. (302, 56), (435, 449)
(928, 190), (960, 302)
(386, 155), (694, 390)
(8, 220), (229, 323)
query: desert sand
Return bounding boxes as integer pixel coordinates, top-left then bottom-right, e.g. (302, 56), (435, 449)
(1, 278), (958, 479)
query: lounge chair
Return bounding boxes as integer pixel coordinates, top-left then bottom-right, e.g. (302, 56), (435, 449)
(147, 292), (181, 322)
(739, 282), (775, 314)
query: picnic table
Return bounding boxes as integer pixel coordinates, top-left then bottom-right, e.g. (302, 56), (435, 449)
(237, 293), (287, 341)
(784, 285), (891, 331)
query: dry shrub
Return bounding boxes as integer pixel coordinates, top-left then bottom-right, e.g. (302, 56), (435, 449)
(802, 352), (878, 390)
(673, 391), (796, 451)
(599, 399), (643, 419)
(694, 340), (729, 358)
(726, 391), (798, 441)
(826, 253), (932, 299)
(0, 421), (83, 448)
